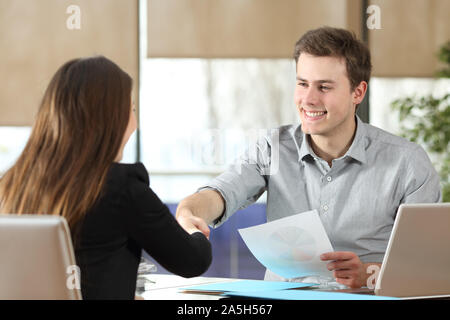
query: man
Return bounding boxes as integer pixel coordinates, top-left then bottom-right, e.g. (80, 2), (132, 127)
(176, 27), (441, 288)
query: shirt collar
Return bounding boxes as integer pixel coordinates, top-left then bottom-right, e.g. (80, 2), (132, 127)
(345, 115), (367, 164)
(298, 115), (367, 164)
(298, 129), (315, 161)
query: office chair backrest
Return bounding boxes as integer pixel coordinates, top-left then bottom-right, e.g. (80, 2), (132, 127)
(0, 214), (82, 300)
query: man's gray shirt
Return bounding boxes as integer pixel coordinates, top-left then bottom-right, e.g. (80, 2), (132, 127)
(199, 115), (442, 279)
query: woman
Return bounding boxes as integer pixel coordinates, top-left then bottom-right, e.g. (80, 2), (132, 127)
(0, 56), (212, 299)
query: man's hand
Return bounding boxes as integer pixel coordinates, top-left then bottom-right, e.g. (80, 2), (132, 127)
(320, 251), (380, 288)
(176, 208), (211, 239)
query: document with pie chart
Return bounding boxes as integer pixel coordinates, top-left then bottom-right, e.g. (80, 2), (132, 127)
(238, 209), (334, 279)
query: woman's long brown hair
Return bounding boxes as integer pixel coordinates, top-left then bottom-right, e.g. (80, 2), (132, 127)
(0, 56), (132, 239)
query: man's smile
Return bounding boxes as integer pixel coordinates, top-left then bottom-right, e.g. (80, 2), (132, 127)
(302, 108), (328, 121)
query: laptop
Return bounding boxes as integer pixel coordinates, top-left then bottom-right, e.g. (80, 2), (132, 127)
(375, 203), (450, 298)
(0, 214), (82, 300)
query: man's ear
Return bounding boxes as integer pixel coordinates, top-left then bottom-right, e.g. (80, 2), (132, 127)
(352, 81), (368, 105)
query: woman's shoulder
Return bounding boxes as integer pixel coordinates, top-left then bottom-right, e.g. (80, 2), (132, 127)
(106, 162), (165, 213)
(107, 162), (150, 191)
(104, 162), (168, 213)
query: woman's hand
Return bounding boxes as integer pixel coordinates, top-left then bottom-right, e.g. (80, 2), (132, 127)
(176, 209), (210, 239)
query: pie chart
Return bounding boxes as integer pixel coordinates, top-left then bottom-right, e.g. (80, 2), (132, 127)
(269, 226), (317, 262)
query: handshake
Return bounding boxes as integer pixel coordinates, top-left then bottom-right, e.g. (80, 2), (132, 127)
(175, 190), (381, 289)
(175, 189), (224, 239)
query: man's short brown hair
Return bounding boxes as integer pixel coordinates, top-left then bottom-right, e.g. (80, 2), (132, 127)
(294, 26), (372, 91)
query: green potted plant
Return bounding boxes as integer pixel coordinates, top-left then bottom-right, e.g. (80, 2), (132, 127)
(391, 41), (450, 202)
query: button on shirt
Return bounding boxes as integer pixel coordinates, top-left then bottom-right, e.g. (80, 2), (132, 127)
(199, 116), (442, 274)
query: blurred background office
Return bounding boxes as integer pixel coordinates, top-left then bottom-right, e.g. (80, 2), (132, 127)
(0, 0), (449, 280)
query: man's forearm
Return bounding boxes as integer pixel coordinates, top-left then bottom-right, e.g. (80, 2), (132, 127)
(176, 189), (225, 225)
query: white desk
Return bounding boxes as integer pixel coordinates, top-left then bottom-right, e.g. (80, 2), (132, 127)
(139, 274), (239, 300)
(138, 274), (450, 301)
(138, 274), (379, 300)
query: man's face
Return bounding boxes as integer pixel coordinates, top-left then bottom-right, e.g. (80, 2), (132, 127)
(294, 53), (360, 138)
